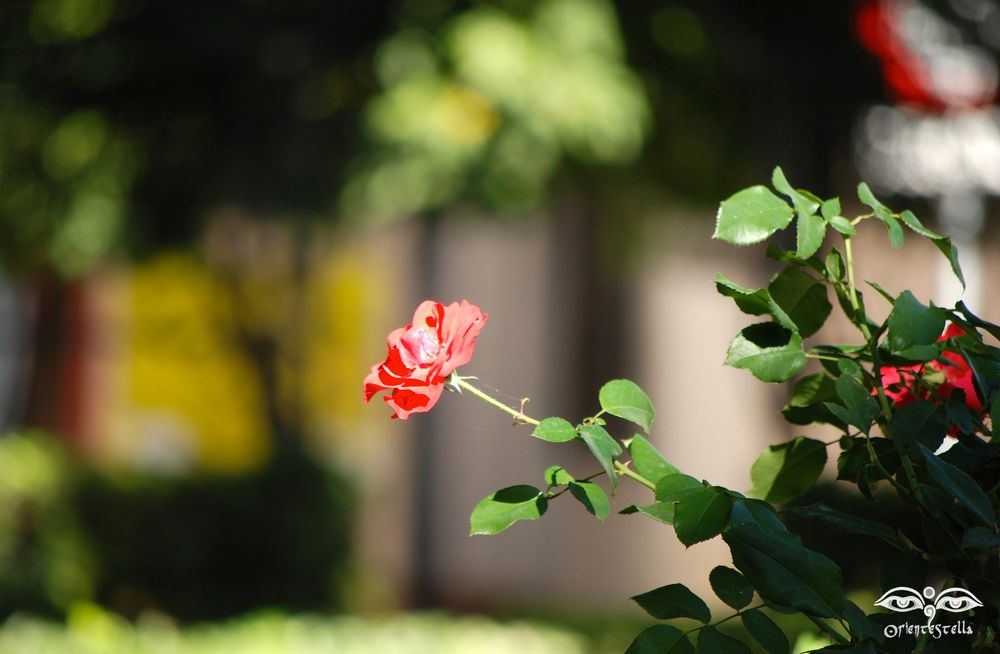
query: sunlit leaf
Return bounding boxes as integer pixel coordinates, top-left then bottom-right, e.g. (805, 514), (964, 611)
(714, 186), (794, 246)
(470, 485), (547, 535)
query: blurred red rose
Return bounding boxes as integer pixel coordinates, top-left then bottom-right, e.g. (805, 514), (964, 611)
(877, 324), (984, 425)
(364, 300), (488, 419)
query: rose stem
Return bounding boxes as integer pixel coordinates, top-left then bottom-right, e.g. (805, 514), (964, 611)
(450, 375), (541, 426)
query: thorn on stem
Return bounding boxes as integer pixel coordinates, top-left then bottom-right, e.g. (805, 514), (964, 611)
(513, 397), (531, 426)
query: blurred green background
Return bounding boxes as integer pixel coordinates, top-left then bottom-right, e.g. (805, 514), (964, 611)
(2, 0), (993, 651)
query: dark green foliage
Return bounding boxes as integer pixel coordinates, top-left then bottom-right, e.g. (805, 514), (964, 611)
(0, 0), (397, 273)
(74, 448), (354, 620)
(709, 566), (753, 610)
(631, 583), (711, 622)
(472, 171), (1000, 652)
(0, 433), (94, 618)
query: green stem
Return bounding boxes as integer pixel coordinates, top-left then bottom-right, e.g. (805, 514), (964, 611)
(547, 470), (607, 499)
(806, 615), (850, 645)
(451, 375), (540, 426)
(614, 460), (656, 490)
(843, 235), (892, 420)
(899, 454), (919, 491)
(865, 437), (911, 498)
(683, 603), (765, 637)
(844, 236), (860, 317)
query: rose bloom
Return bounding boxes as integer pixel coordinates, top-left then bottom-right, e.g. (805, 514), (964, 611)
(878, 324), (984, 422)
(364, 300), (488, 419)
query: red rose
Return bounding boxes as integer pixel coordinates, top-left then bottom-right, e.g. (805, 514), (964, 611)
(364, 300), (488, 420)
(880, 363), (924, 408)
(877, 324), (985, 425)
(935, 324), (983, 414)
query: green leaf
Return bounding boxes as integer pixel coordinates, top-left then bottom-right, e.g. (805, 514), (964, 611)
(882, 214), (904, 247)
(825, 249), (845, 281)
(741, 609), (790, 654)
(952, 349), (993, 413)
(866, 280), (895, 305)
(943, 400), (977, 436)
(771, 168), (826, 260)
(916, 485), (968, 553)
(895, 344), (941, 362)
(715, 274), (797, 332)
(827, 370), (879, 435)
(828, 215), (856, 236)
(820, 197), (841, 221)
(765, 243), (826, 274)
(880, 551), (926, 592)
(532, 417), (578, 443)
(749, 436), (828, 504)
(656, 473), (704, 502)
(768, 268), (832, 338)
(918, 444), (996, 528)
(858, 182), (903, 247)
(841, 600), (885, 644)
(709, 565), (753, 610)
(886, 291), (947, 352)
(934, 238), (965, 288)
(730, 499), (796, 540)
(890, 401), (947, 453)
(715, 273), (798, 331)
(716, 273), (775, 316)
(857, 465), (884, 501)
(960, 526), (1000, 549)
(772, 167), (819, 215)
(674, 485), (732, 546)
(631, 583), (711, 622)
(723, 521), (846, 617)
(782, 373), (842, 426)
(812, 642), (877, 654)
(725, 324), (806, 383)
(697, 626), (753, 654)
(470, 485), (548, 535)
(856, 181), (886, 212)
(569, 481), (610, 520)
(838, 438), (901, 500)
(796, 211), (827, 260)
(956, 300), (1000, 341)
(599, 379), (655, 433)
(714, 186), (794, 246)
(837, 437), (898, 484)
(834, 443), (869, 487)
(578, 424), (622, 490)
(781, 503), (900, 549)
(626, 625), (694, 654)
(899, 209), (944, 239)
(543, 465), (573, 486)
(833, 282), (872, 331)
(621, 501), (676, 524)
(628, 434), (680, 485)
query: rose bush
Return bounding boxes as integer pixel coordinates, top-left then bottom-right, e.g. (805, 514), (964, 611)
(364, 300), (487, 419)
(366, 168), (1000, 653)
